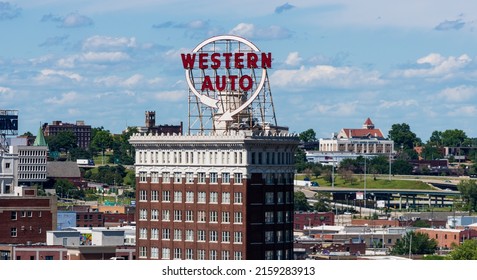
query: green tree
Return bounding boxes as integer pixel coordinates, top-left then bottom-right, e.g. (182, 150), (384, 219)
(428, 130), (442, 146)
(299, 128), (317, 143)
(447, 240), (477, 260)
(391, 159), (413, 175)
(421, 144), (443, 160)
(388, 123), (421, 150)
(391, 231), (438, 255)
(457, 180), (477, 213)
(441, 129), (467, 147)
(55, 179), (84, 200)
(313, 192), (330, 212)
(294, 191), (311, 211)
(47, 130), (77, 154)
(91, 130), (113, 164)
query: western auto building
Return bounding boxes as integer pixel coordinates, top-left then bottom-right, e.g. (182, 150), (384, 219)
(130, 35), (299, 260)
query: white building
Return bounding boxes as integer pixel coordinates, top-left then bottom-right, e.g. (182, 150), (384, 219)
(0, 151), (17, 195)
(319, 118), (394, 154)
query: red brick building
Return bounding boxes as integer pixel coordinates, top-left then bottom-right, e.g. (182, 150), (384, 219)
(42, 120), (92, 150)
(417, 228), (477, 249)
(294, 212), (335, 230)
(0, 189), (57, 244)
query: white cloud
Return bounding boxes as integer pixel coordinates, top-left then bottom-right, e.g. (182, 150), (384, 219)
(271, 65), (385, 89)
(154, 90), (185, 102)
(397, 53), (472, 78)
(82, 51), (130, 63)
(83, 35), (137, 51)
(45, 92), (79, 105)
(308, 101), (358, 116)
(285, 52), (302, 66)
(38, 69), (83, 82)
(448, 105), (477, 116)
(94, 74), (143, 88)
(229, 23), (292, 40)
(0, 86), (12, 94)
(378, 99), (418, 109)
(437, 85), (477, 102)
(41, 12), (93, 28)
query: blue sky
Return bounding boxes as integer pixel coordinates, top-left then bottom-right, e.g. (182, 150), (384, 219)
(1, 0), (477, 141)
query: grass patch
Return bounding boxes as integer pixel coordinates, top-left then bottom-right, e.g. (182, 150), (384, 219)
(297, 174), (433, 190)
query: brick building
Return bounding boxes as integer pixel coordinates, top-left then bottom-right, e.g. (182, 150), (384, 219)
(43, 120), (91, 150)
(0, 187), (57, 244)
(294, 211), (335, 230)
(130, 132), (299, 260)
(416, 228), (477, 249)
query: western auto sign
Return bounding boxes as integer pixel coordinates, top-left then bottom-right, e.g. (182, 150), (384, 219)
(181, 35), (271, 121)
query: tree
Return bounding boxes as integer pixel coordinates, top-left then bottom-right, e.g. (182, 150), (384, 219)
(313, 192), (330, 212)
(54, 179), (84, 200)
(388, 123), (421, 150)
(299, 128), (317, 143)
(391, 231), (438, 255)
(91, 130), (113, 164)
(47, 130), (77, 154)
(440, 129), (467, 147)
(294, 191), (311, 211)
(391, 159), (413, 175)
(447, 240), (477, 260)
(457, 180), (477, 213)
(420, 144), (443, 160)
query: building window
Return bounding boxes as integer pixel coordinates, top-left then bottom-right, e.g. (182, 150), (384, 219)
(198, 172), (206, 183)
(162, 191), (170, 202)
(222, 192), (230, 204)
(265, 212), (274, 224)
(139, 228), (147, 239)
(277, 192), (284, 204)
(234, 212), (243, 224)
(162, 228), (170, 240)
(139, 172), (147, 183)
(186, 249), (193, 260)
(162, 248), (170, 260)
(209, 250), (217, 260)
(185, 230), (194, 241)
(234, 251), (242, 260)
(174, 210), (182, 222)
(222, 231), (230, 243)
(186, 172), (194, 183)
(174, 229), (182, 241)
(234, 173), (242, 184)
(234, 231), (243, 244)
(222, 172), (230, 184)
(10, 228), (17, 237)
(174, 172), (182, 183)
(185, 210), (194, 222)
(265, 231), (274, 243)
(198, 191), (206, 203)
(151, 209), (159, 220)
(139, 247), (147, 258)
(277, 211), (284, 223)
(210, 211), (218, 223)
(210, 172), (218, 183)
(162, 210), (170, 221)
(265, 192), (274, 204)
(222, 251), (230, 260)
(151, 172), (159, 183)
(198, 230), (206, 242)
(276, 231), (283, 243)
(151, 228), (159, 240)
(186, 191), (194, 203)
(151, 190), (158, 201)
(139, 209), (147, 220)
(222, 212), (230, 224)
(209, 231), (218, 242)
(210, 192), (218, 203)
(162, 172), (170, 183)
(198, 211), (206, 223)
(198, 250), (206, 260)
(234, 192), (243, 204)
(139, 190), (147, 201)
(11, 211), (17, 220)
(151, 247), (159, 259)
(174, 248), (182, 260)
(174, 191), (182, 203)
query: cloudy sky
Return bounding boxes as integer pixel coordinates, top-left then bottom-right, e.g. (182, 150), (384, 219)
(1, 0), (477, 141)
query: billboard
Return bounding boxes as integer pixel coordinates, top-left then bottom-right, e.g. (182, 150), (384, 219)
(0, 110), (18, 135)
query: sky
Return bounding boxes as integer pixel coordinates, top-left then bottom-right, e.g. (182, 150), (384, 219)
(1, 0), (477, 141)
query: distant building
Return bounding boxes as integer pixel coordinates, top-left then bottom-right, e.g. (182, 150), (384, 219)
(0, 186), (57, 244)
(417, 228), (477, 249)
(294, 212), (335, 231)
(138, 111), (183, 135)
(46, 161), (82, 188)
(43, 120), (91, 150)
(319, 118), (394, 154)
